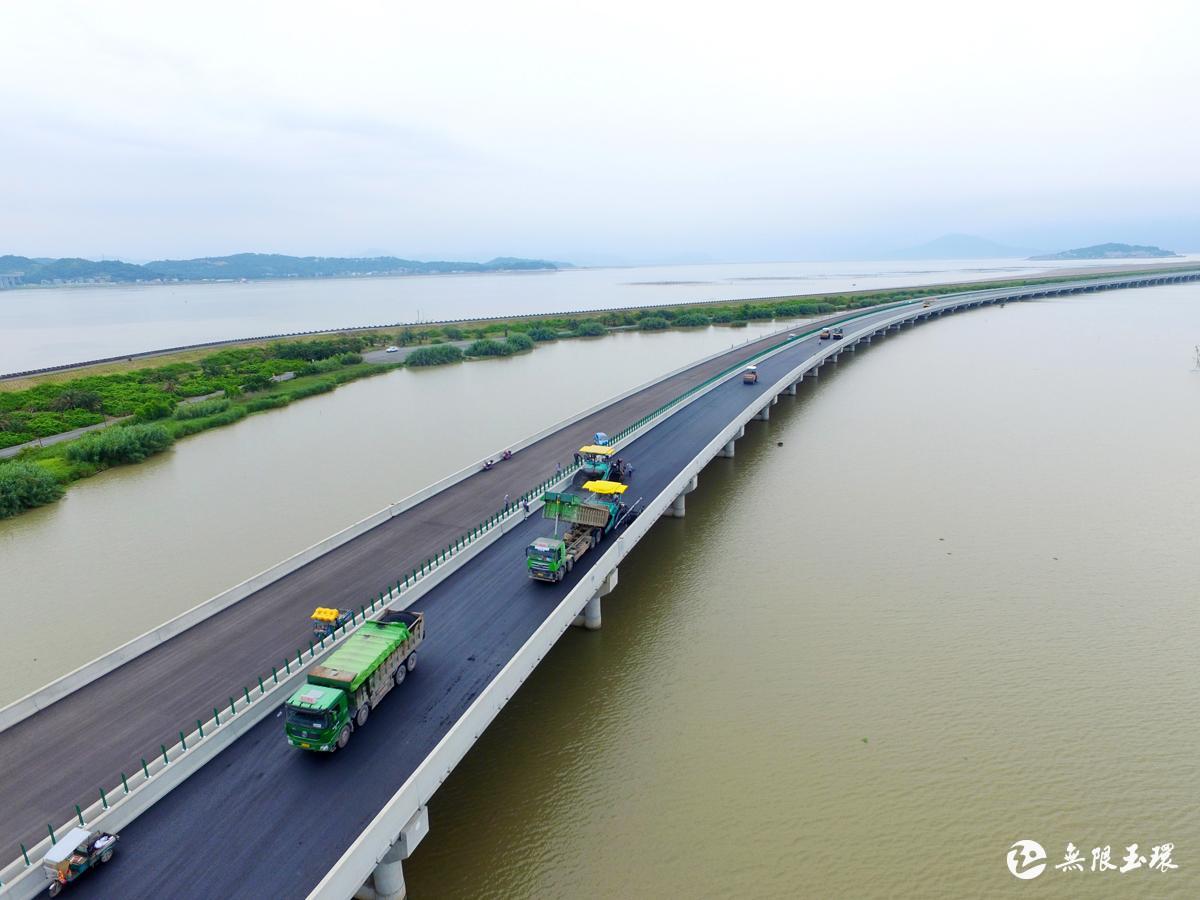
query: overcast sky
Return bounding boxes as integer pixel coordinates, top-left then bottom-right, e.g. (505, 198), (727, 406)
(2, 1), (1197, 263)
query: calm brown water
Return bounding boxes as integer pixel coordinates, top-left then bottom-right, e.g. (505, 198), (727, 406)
(404, 284), (1200, 898)
(0, 320), (801, 700)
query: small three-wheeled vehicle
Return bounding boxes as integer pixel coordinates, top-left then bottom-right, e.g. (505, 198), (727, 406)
(311, 606), (354, 639)
(742, 366), (759, 384)
(43, 828), (118, 896)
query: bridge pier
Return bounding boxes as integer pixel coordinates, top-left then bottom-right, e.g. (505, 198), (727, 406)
(661, 475), (698, 518)
(754, 404), (770, 420)
(573, 567), (618, 629)
(718, 425), (744, 458)
(355, 807), (429, 900)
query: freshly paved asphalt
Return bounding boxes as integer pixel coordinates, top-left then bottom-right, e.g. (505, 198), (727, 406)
(12, 271), (1195, 894)
(0, 303), (899, 867)
(65, 298), (887, 900)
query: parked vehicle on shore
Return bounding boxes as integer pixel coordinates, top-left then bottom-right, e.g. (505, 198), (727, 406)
(284, 610), (424, 752)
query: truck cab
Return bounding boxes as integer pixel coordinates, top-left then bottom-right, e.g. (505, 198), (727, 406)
(526, 536), (568, 581)
(284, 683), (348, 752)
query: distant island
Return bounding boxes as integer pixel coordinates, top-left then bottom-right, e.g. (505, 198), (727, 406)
(0, 253), (570, 289)
(1031, 242), (1180, 261)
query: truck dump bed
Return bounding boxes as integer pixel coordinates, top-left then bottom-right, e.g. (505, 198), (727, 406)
(307, 615), (415, 693)
(542, 491), (615, 528)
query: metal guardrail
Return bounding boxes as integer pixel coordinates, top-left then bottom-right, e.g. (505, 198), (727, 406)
(3, 269), (1198, 896)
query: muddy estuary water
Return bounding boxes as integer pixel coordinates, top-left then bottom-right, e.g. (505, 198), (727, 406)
(4, 283), (1199, 897)
(401, 284), (1200, 898)
(0, 319), (804, 700)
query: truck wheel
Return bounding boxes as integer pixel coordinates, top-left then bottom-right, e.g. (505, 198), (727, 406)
(100, 848), (114, 864)
(337, 725), (351, 750)
(556, 569), (564, 583)
(48, 883), (62, 898)
(355, 705), (369, 728)
(566, 558), (574, 574)
(406, 653), (418, 672)
(394, 664), (407, 687)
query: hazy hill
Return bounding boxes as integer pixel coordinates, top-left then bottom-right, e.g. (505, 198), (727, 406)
(884, 233), (1042, 260)
(1030, 243), (1180, 260)
(0, 253), (567, 287)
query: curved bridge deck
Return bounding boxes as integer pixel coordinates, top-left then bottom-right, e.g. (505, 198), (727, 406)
(2, 270), (1197, 898)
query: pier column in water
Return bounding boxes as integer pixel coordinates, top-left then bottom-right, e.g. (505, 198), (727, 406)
(754, 404), (770, 421)
(574, 568), (618, 630)
(718, 425), (744, 458)
(357, 807), (429, 900)
(661, 475), (698, 518)
(782, 382), (797, 395)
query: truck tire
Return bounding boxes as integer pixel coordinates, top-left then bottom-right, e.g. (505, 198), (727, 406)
(566, 557), (574, 574)
(48, 883), (62, 898)
(355, 705), (369, 728)
(406, 652), (418, 672)
(337, 725), (351, 750)
(100, 848), (114, 864)
(556, 569), (564, 583)
(394, 664), (407, 687)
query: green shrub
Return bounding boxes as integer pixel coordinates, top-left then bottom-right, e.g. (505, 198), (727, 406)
(0, 462), (64, 518)
(337, 353), (363, 365)
(65, 423), (174, 465)
(441, 325), (465, 341)
(674, 312), (711, 327)
(504, 333), (535, 353)
(243, 396), (289, 413)
(286, 380), (336, 400)
(528, 326), (557, 341)
(48, 388), (103, 412)
(136, 398), (175, 422)
(464, 339), (512, 357)
(0, 431), (34, 449)
(406, 345), (465, 367)
(174, 398), (231, 420)
(710, 309), (736, 323)
(574, 320), (607, 337)
(638, 316), (669, 331)
(241, 373), (272, 393)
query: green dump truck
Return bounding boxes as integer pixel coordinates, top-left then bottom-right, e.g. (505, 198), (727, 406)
(526, 480), (629, 582)
(284, 609), (424, 752)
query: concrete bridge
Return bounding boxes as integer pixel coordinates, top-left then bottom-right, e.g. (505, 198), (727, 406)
(1, 269), (1197, 899)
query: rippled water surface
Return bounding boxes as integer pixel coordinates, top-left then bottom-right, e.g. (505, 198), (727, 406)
(403, 284), (1200, 898)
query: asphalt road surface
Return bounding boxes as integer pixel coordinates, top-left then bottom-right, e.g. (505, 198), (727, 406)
(0, 302), (905, 866)
(65, 299), (878, 899)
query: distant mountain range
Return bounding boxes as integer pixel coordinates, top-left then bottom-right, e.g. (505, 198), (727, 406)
(883, 233), (1043, 260)
(0, 253), (570, 288)
(1029, 243), (1180, 260)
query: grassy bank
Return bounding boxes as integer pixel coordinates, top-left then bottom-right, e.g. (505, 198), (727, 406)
(2, 265), (1189, 518)
(1, 351), (393, 518)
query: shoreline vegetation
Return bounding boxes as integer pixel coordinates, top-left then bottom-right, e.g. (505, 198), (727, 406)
(0, 265), (1190, 519)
